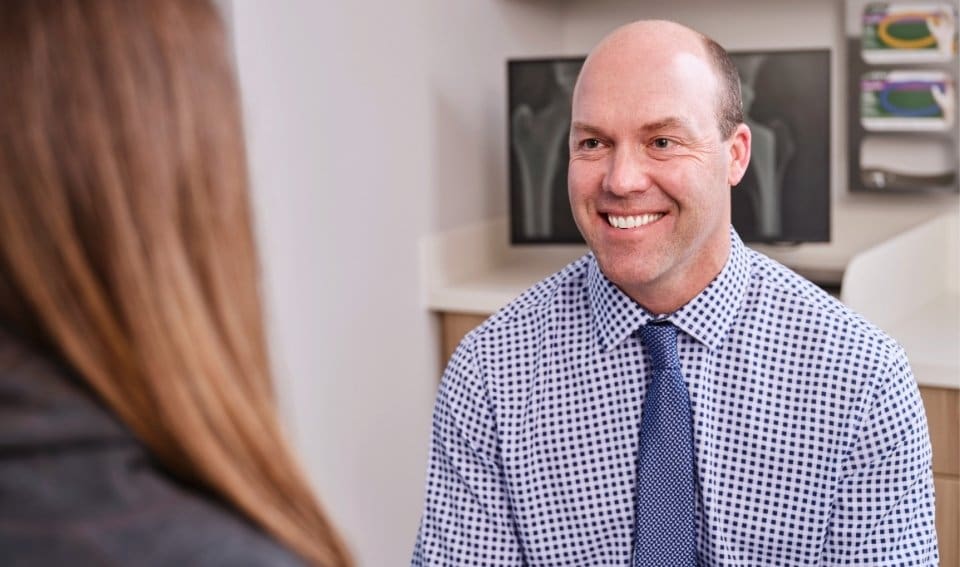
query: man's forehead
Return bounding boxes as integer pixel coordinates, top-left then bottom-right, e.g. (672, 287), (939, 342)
(584, 21), (707, 67)
(573, 38), (719, 115)
(574, 20), (713, 96)
(578, 47), (713, 87)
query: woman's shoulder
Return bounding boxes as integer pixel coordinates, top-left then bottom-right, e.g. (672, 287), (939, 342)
(0, 329), (305, 566)
(1, 490), (307, 566)
(1, 491), (307, 566)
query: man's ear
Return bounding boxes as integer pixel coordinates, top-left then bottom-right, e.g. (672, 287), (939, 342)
(727, 123), (751, 186)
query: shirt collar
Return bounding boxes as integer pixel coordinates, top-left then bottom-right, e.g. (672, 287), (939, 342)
(588, 228), (751, 352)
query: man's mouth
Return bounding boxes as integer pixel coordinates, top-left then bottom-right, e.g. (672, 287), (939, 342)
(605, 213), (665, 229)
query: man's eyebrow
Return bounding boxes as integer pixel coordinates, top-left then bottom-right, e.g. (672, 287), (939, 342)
(642, 117), (689, 131)
(570, 121), (605, 136)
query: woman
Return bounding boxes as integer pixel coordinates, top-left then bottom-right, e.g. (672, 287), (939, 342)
(0, 1), (352, 565)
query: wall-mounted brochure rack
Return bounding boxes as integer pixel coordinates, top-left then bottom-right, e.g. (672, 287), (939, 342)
(848, 1), (959, 193)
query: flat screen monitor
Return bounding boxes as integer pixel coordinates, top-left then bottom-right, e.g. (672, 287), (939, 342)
(508, 50), (832, 244)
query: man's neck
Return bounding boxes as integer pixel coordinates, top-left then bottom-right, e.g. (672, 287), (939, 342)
(622, 231), (732, 315)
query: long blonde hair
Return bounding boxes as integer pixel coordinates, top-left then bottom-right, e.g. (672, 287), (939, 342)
(0, 1), (351, 565)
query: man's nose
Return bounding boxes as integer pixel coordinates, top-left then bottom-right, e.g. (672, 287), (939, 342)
(602, 147), (654, 196)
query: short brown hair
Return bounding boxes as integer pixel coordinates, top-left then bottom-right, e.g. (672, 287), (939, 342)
(700, 34), (743, 139)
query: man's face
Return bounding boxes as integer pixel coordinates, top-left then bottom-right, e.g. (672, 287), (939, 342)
(568, 42), (749, 313)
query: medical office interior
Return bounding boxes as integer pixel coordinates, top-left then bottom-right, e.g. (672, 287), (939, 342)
(219, 0), (959, 565)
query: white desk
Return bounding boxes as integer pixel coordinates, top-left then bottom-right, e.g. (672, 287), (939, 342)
(842, 211), (959, 389)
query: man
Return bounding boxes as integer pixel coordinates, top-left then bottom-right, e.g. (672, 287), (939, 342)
(412, 20), (938, 566)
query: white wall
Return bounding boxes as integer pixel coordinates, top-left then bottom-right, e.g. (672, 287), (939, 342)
(558, 0), (842, 49)
(425, 1), (563, 232)
(230, 2), (434, 565)
(227, 1), (559, 565)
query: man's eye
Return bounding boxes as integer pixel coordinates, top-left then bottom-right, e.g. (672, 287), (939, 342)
(582, 138), (601, 150)
(652, 138), (672, 149)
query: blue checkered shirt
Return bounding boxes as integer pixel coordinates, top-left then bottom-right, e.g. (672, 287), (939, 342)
(412, 229), (938, 566)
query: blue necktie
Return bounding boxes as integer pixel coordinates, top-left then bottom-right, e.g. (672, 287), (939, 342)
(632, 323), (697, 566)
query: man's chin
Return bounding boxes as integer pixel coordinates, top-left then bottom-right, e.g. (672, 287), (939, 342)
(594, 252), (663, 293)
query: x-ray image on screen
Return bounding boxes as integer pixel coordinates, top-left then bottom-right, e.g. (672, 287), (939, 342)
(729, 50), (831, 243)
(509, 59), (584, 243)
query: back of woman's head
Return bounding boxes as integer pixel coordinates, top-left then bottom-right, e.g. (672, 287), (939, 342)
(0, 1), (351, 564)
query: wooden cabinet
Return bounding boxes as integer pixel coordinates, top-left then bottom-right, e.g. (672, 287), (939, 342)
(923, 387), (960, 566)
(437, 311), (960, 564)
(438, 312), (489, 371)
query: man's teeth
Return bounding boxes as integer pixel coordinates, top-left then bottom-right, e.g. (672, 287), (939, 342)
(606, 213), (664, 229)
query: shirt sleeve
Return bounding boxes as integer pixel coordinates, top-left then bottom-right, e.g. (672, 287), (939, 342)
(411, 335), (524, 566)
(823, 346), (939, 565)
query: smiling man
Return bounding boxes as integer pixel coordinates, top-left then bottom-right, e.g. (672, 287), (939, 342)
(412, 21), (938, 566)
(567, 24), (749, 316)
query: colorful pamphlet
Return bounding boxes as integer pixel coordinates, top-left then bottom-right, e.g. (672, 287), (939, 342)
(861, 70), (955, 130)
(862, 2), (958, 63)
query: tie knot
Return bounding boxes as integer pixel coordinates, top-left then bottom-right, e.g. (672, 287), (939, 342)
(638, 323), (680, 369)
